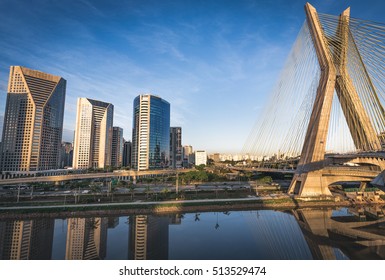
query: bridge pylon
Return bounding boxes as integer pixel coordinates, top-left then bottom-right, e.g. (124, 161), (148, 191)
(289, 3), (382, 196)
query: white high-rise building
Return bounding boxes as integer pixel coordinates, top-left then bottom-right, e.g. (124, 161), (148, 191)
(73, 98), (113, 169)
(195, 150), (207, 166)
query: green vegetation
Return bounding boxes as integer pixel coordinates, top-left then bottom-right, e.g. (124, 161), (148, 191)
(345, 188), (359, 192)
(345, 187), (380, 193)
(195, 164), (206, 171)
(179, 170), (209, 184)
(0, 198), (293, 215)
(256, 176), (273, 184)
(365, 187), (380, 192)
(0, 193), (357, 216)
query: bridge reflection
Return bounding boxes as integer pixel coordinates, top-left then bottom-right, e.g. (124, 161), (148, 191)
(293, 208), (385, 259)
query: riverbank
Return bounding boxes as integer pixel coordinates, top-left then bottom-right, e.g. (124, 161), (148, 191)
(0, 195), (384, 220)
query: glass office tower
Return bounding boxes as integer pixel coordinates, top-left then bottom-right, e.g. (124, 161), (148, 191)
(132, 95), (170, 170)
(111, 127), (124, 168)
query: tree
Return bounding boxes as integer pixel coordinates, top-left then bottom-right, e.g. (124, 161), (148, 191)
(161, 187), (169, 199)
(195, 164), (206, 171)
(128, 184), (135, 201)
(194, 184), (199, 198)
(208, 172), (220, 182)
(117, 180), (128, 188)
(90, 185), (101, 202)
(196, 170), (208, 182)
(145, 185), (152, 200)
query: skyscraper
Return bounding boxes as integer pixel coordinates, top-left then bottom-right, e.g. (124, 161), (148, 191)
(122, 140), (132, 167)
(170, 127), (182, 169)
(73, 98), (113, 169)
(195, 150), (207, 166)
(0, 66), (66, 172)
(60, 141), (73, 168)
(111, 127), (123, 168)
(182, 145), (193, 168)
(131, 94), (170, 171)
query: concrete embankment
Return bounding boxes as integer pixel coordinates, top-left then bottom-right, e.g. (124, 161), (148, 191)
(0, 196), (381, 220)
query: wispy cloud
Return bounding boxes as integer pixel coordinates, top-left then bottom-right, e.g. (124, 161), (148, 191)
(123, 24), (187, 62)
(1, 0), (358, 153)
(78, 0), (106, 18)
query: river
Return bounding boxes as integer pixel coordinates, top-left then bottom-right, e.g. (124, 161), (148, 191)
(0, 207), (384, 260)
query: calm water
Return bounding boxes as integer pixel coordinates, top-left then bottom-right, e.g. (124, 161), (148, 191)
(1, 207), (384, 260)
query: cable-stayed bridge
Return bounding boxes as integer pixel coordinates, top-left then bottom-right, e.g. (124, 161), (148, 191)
(243, 3), (385, 197)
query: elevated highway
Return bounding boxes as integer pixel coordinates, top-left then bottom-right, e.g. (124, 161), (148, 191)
(0, 169), (193, 186)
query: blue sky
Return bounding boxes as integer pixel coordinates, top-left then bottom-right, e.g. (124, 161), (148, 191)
(1, 0), (384, 153)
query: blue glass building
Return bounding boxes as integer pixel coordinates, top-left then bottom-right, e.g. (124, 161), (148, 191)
(132, 95), (170, 170)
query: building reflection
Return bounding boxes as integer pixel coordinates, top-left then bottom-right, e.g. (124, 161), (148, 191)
(0, 208), (383, 260)
(293, 207), (385, 259)
(128, 215), (173, 260)
(108, 217), (119, 229)
(0, 219), (54, 260)
(65, 217), (108, 260)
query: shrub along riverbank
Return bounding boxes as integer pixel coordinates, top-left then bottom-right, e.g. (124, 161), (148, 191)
(0, 194), (373, 220)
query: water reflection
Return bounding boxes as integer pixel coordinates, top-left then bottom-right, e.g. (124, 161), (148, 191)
(0, 219), (54, 259)
(295, 207), (385, 260)
(65, 217), (108, 260)
(128, 215), (170, 260)
(0, 206), (384, 260)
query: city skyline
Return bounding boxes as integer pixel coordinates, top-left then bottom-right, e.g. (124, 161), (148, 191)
(1, 0), (385, 153)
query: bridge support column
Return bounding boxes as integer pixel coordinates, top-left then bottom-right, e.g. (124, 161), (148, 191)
(359, 182), (367, 192)
(290, 171), (332, 196)
(289, 3), (382, 197)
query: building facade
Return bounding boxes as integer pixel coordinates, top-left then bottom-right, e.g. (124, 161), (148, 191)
(209, 153), (220, 162)
(195, 150), (207, 166)
(122, 140), (132, 167)
(131, 95), (170, 171)
(72, 98), (113, 169)
(111, 127), (123, 168)
(182, 145), (193, 167)
(170, 127), (182, 169)
(0, 66), (66, 171)
(60, 142), (73, 168)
